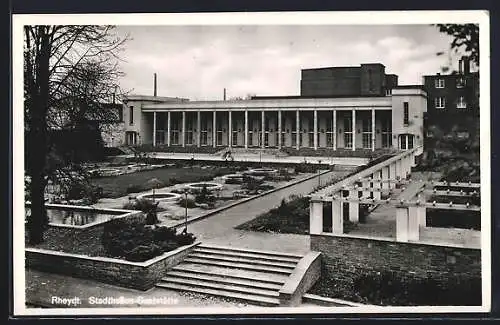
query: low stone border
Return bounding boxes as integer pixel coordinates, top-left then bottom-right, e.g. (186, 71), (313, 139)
(302, 293), (368, 307)
(279, 252), (322, 307)
(26, 242), (201, 291)
(171, 169), (341, 229)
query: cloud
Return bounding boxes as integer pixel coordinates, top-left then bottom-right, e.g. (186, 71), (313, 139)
(116, 25), (455, 100)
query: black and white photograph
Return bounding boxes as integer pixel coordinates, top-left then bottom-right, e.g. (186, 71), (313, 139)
(12, 11), (491, 315)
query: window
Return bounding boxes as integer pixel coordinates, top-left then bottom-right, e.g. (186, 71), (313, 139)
(232, 131), (238, 146)
(362, 118), (372, 149)
(435, 97), (446, 109)
(326, 133), (333, 147)
(291, 132), (297, 147)
(308, 134), (314, 148)
(456, 77), (465, 88)
(457, 96), (467, 109)
(381, 119), (392, 148)
(344, 117), (353, 149)
(385, 89), (392, 96)
(248, 131), (253, 146)
(435, 78), (445, 88)
(403, 102), (409, 126)
(129, 106), (134, 125)
(264, 133), (269, 147)
(201, 132), (208, 146)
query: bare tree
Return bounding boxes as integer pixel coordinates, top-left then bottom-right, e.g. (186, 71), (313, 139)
(24, 26), (128, 244)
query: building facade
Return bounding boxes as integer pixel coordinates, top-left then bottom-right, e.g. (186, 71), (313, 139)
(121, 64), (426, 152)
(122, 88), (426, 152)
(423, 57), (479, 136)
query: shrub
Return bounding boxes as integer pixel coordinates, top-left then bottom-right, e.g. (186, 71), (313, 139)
(176, 231), (197, 246)
(126, 244), (162, 262)
(101, 218), (197, 262)
(178, 197), (197, 209)
(126, 184), (143, 193)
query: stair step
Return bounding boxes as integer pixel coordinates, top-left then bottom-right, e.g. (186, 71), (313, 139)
(194, 247), (301, 264)
(160, 276), (279, 297)
(156, 282), (280, 306)
(172, 264), (288, 284)
(183, 257), (293, 274)
(166, 270), (283, 290)
(189, 252), (297, 269)
(198, 244), (303, 260)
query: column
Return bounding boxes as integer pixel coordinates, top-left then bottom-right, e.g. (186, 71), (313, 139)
(332, 110), (337, 150)
(261, 111), (265, 148)
(309, 199), (324, 235)
(182, 111), (186, 147)
(396, 207), (409, 242)
(296, 110), (300, 150)
(362, 180), (371, 199)
(228, 110), (232, 148)
(167, 111), (171, 146)
(348, 190), (359, 222)
(153, 112), (157, 147)
(372, 172), (381, 200)
(352, 109), (356, 151)
(212, 111), (216, 147)
(389, 163), (396, 189)
(408, 206), (420, 241)
(381, 167), (389, 190)
(405, 135), (409, 151)
(244, 110), (248, 149)
(332, 197), (343, 235)
(313, 110), (318, 150)
(197, 110), (201, 147)
(371, 108), (376, 152)
(278, 110), (282, 149)
(418, 206), (427, 227)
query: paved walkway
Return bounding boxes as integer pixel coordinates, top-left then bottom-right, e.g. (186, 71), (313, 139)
(128, 152), (368, 166)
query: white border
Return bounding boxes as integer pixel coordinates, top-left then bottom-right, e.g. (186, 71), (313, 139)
(12, 10), (491, 316)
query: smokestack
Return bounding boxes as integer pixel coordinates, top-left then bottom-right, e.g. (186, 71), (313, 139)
(223, 88), (226, 101)
(463, 56), (470, 75)
(154, 73), (157, 97)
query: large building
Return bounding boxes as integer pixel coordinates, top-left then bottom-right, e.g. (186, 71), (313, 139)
(423, 57), (479, 136)
(122, 64), (427, 153)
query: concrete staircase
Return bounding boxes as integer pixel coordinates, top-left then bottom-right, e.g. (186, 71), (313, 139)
(156, 244), (304, 306)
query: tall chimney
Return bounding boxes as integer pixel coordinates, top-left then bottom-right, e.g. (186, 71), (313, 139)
(223, 88), (226, 101)
(154, 73), (157, 97)
(463, 56), (470, 75)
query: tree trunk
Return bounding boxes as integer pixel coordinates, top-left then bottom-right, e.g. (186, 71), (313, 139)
(27, 29), (51, 245)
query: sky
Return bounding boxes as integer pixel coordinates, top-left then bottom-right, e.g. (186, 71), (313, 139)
(114, 24), (459, 101)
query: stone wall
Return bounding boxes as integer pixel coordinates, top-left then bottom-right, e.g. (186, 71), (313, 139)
(26, 242), (200, 291)
(310, 234), (482, 305)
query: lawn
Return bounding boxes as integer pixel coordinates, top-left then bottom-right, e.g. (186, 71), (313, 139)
(91, 166), (236, 198)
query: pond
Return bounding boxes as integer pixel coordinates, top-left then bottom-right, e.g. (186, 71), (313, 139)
(25, 206), (125, 226)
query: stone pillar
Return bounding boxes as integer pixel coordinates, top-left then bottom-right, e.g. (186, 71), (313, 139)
(261, 111), (265, 148)
(381, 167), (389, 190)
(309, 199), (324, 235)
(167, 111), (171, 146)
(348, 190), (359, 222)
(197, 110), (201, 147)
(213, 111), (216, 147)
(389, 163), (396, 189)
(396, 206), (409, 242)
(371, 108), (376, 152)
(405, 135), (409, 151)
(331, 197), (343, 235)
(182, 111), (186, 147)
(372, 173), (381, 200)
(296, 110), (300, 150)
(228, 110), (232, 148)
(362, 180), (371, 199)
(313, 110), (318, 150)
(352, 109), (356, 151)
(244, 110), (248, 149)
(408, 206), (420, 241)
(278, 110), (282, 149)
(417, 206), (427, 227)
(153, 112), (157, 147)
(332, 110), (337, 150)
